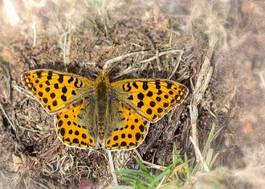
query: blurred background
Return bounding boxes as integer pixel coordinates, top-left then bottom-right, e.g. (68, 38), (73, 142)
(0, 0), (264, 188)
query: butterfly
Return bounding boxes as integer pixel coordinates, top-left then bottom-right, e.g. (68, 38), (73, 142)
(21, 69), (188, 151)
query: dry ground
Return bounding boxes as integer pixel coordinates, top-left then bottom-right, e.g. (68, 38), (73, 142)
(0, 1), (264, 189)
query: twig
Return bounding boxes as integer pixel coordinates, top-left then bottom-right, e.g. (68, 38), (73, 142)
(189, 104), (198, 161)
(156, 176), (166, 189)
(138, 49), (183, 64)
(103, 51), (149, 70)
(12, 81), (35, 100)
(0, 61), (11, 100)
(59, 154), (74, 175)
(0, 102), (16, 133)
(134, 150), (166, 170)
(113, 67), (139, 79)
(189, 48), (214, 162)
(107, 150), (118, 185)
(168, 50), (183, 79)
(155, 49), (162, 71)
(190, 136), (209, 172)
(63, 30), (71, 67)
(103, 49), (183, 75)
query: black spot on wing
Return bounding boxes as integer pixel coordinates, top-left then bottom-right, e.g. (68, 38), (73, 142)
(146, 108), (152, 115)
(147, 91), (153, 97)
(73, 138), (79, 144)
(139, 125), (145, 132)
(36, 71), (42, 78)
(68, 77), (74, 83)
(150, 101), (156, 107)
(123, 83), (132, 92)
(135, 133), (141, 141)
(137, 93), (144, 100)
(47, 71), (53, 80)
(50, 93), (56, 98)
(142, 81), (148, 90)
(132, 82), (138, 89)
(62, 86), (67, 93)
(167, 82), (173, 89)
(155, 80), (161, 89)
(58, 75), (64, 83)
(137, 101), (144, 108)
(61, 95), (67, 101)
(54, 83), (59, 89)
(128, 95), (133, 100)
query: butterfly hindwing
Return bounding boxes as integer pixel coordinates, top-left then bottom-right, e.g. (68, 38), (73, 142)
(22, 69), (94, 113)
(55, 99), (96, 148)
(111, 79), (188, 122)
(105, 102), (150, 150)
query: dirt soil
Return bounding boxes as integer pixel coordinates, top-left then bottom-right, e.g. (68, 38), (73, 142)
(0, 1), (264, 189)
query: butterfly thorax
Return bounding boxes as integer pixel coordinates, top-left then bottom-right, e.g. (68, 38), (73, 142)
(95, 71), (111, 146)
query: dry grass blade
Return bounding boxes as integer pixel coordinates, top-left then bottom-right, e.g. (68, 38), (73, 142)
(11, 81), (36, 101)
(0, 61), (11, 100)
(107, 150), (118, 185)
(103, 51), (150, 70)
(189, 46), (214, 162)
(190, 136), (209, 172)
(0, 102), (16, 133)
(134, 149), (166, 170)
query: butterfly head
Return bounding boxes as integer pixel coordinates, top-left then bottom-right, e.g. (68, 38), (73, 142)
(96, 70), (110, 85)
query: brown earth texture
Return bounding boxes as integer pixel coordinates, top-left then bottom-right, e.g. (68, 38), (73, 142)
(0, 1), (264, 189)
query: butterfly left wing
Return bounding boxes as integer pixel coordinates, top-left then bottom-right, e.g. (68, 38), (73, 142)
(104, 101), (150, 150)
(111, 79), (188, 123)
(22, 69), (95, 113)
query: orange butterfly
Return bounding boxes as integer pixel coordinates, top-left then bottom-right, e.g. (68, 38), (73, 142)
(22, 69), (188, 150)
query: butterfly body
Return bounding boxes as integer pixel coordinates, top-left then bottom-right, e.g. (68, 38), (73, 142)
(22, 69), (188, 151)
(94, 71), (114, 148)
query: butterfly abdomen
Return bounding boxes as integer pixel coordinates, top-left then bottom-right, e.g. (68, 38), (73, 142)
(95, 75), (110, 140)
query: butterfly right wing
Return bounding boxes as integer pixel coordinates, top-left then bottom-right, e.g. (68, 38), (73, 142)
(55, 99), (96, 149)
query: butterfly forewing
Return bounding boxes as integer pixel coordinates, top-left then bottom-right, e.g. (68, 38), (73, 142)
(111, 79), (188, 123)
(22, 69), (95, 113)
(55, 99), (96, 148)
